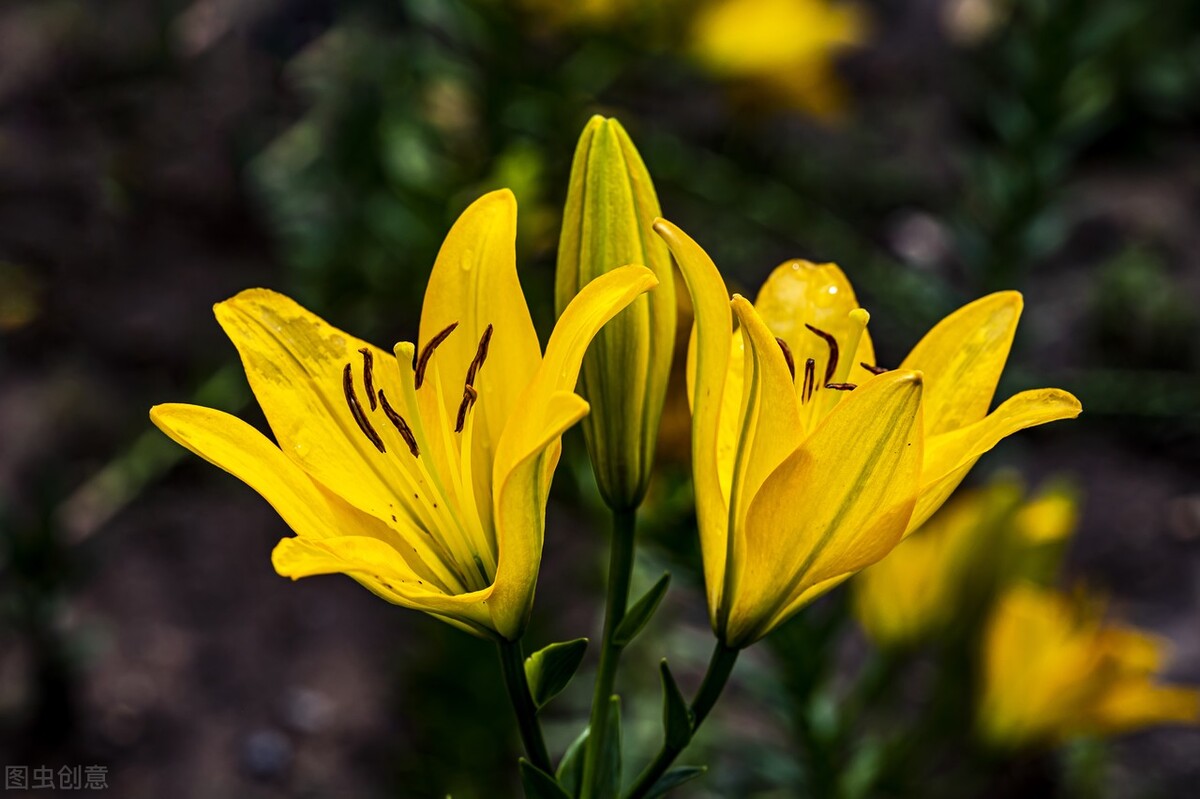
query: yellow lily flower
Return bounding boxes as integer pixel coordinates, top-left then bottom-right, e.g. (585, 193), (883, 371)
(150, 190), (657, 640)
(656, 219), (1081, 646)
(980, 583), (1200, 746)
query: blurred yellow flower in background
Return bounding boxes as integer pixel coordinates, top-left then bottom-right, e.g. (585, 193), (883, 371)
(855, 477), (1080, 648)
(657, 219), (1080, 646)
(689, 0), (868, 116)
(150, 191), (657, 640)
(980, 583), (1200, 747)
(854, 485), (996, 649)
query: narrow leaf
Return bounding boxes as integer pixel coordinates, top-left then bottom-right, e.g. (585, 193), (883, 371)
(646, 766), (707, 798)
(595, 695), (622, 799)
(660, 660), (693, 750)
(525, 638), (589, 709)
(520, 759), (572, 799)
(555, 726), (589, 797)
(613, 573), (670, 645)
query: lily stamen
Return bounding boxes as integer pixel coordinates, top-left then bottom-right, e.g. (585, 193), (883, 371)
(802, 358), (816, 404)
(455, 385), (479, 433)
(358, 347), (377, 410)
(825, 382), (857, 391)
(378, 388), (420, 457)
(465, 324), (494, 388)
(415, 322), (459, 389)
(861, 362), (889, 375)
(804, 323), (839, 384)
(775, 336), (796, 381)
(342, 362), (386, 454)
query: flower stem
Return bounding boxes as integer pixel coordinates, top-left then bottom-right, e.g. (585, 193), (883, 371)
(497, 637), (552, 773)
(580, 506), (638, 799)
(625, 640), (740, 799)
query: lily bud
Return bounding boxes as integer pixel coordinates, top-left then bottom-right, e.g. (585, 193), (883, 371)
(557, 116), (676, 510)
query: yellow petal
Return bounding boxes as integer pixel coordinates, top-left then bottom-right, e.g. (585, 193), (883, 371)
(901, 291), (1022, 435)
(1089, 681), (1200, 735)
(272, 536), (495, 635)
(691, 0), (866, 77)
(1015, 483), (1081, 544)
(419, 189), (543, 533)
(713, 328), (746, 505)
(915, 388), (1082, 530)
(726, 370), (924, 645)
(980, 584), (1097, 744)
(213, 289), (443, 537)
(725, 297), (804, 606)
(754, 260), (873, 384)
(489, 265), (657, 639)
(489, 391), (590, 640)
(149, 403), (464, 595)
(654, 218), (734, 619)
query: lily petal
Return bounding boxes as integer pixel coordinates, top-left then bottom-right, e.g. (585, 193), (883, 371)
(913, 388), (1082, 531)
(654, 219), (735, 614)
(149, 403), (464, 595)
(900, 291), (1022, 435)
(727, 370), (924, 645)
(490, 391), (590, 640)
(1089, 681), (1200, 734)
(754, 259), (875, 417)
(213, 289), (443, 536)
(272, 536), (494, 634)
(419, 189), (543, 533)
(489, 265), (657, 639)
(726, 297), (804, 612)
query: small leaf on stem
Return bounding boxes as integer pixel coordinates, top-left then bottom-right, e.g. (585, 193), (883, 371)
(613, 573), (670, 646)
(525, 638), (589, 710)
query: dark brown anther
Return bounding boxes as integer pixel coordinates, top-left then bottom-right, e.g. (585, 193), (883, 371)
(343, 363), (386, 454)
(804, 323), (839, 385)
(359, 347), (377, 410)
(454, 385), (479, 433)
(825, 382), (857, 391)
(802, 358), (816, 404)
(775, 337), (796, 381)
(414, 322), (459, 389)
(464, 324), (494, 388)
(860, 362), (889, 375)
(378, 389), (420, 457)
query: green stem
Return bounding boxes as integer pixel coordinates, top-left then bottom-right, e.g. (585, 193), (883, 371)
(625, 641), (740, 799)
(497, 637), (552, 773)
(581, 507), (638, 798)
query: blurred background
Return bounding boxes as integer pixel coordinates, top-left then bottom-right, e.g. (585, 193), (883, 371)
(1, 0), (1198, 796)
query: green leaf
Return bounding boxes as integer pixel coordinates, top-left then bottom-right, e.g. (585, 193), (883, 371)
(612, 573), (670, 646)
(659, 660), (693, 750)
(520, 759), (572, 799)
(645, 766), (707, 798)
(595, 695), (622, 799)
(525, 638), (589, 710)
(555, 726), (589, 797)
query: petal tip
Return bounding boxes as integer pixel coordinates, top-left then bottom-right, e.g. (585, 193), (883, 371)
(471, 187), (518, 212)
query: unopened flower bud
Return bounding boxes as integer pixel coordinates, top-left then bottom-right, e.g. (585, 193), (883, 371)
(557, 116), (676, 509)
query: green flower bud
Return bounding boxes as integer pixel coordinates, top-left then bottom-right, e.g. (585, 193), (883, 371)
(557, 116), (676, 510)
